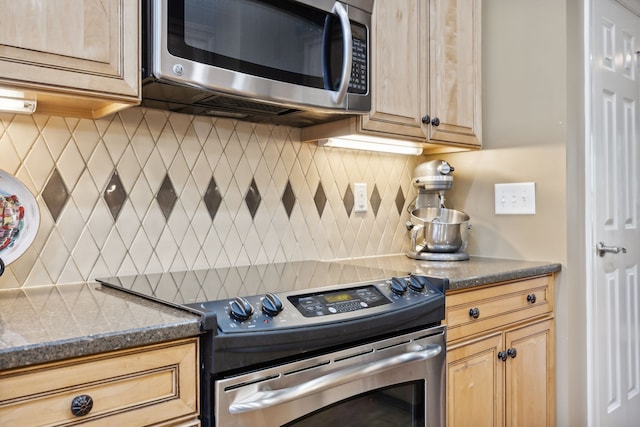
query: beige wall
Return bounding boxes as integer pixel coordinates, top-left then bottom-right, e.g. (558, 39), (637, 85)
(424, 0), (582, 424)
(430, 0), (567, 263)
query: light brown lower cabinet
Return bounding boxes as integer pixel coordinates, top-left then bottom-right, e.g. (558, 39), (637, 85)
(0, 337), (200, 427)
(445, 275), (555, 427)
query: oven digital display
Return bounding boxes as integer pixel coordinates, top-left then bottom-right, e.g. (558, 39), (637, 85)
(288, 285), (391, 318)
(324, 293), (353, 303)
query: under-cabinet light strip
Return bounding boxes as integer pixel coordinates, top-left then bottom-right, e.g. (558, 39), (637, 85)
(0, 96), (37, 114)
(318, 136), (423, 156)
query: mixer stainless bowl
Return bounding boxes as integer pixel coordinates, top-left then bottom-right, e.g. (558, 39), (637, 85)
(409, 207), (470, 253)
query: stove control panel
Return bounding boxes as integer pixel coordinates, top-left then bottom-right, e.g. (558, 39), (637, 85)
(288, 285), (391, 318)
(189, 274), (446, 333)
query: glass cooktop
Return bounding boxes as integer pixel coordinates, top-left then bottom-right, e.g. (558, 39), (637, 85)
(97, 261), (410, 310)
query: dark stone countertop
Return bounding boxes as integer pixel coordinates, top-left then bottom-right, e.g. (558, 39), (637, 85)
(0, 282), (201, 371)
(0, 256), (560, 371)
(339, 254), (562, 291)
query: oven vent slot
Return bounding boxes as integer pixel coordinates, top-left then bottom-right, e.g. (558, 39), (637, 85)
(376, 340), (411, 352)
(414, 329), (445, 342)
(283, 360), (330, 376)
(224, 374), (280, 392)
(334, 348), (374, 363)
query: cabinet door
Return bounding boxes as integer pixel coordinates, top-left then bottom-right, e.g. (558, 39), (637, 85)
(0, 0), (139, 117)
(360, 0), (427, 139)
(428, 0), (482, 146)
(505, 319), (555, 427)
(447, 333), (504, 427)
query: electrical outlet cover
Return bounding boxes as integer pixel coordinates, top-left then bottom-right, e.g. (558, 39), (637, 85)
(354, 183), (367, 213)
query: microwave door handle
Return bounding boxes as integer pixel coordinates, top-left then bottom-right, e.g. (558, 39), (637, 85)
(332, 2), (352, 105)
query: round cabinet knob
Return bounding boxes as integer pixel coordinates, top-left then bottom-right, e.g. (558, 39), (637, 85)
(421, 115), (431, 124)
(497, 351), (508, 362)
(261, 292), (284, 316)
(71, 394), (93, 417)
(431, 117), (440, 126)
(408, 275), (426, 292)
(390, 277), (408, 295)
(229, 296), (254, 321)
(507, 348), (518, 358)
(527, 294), (537, 304)
(469, 307), (480, 319)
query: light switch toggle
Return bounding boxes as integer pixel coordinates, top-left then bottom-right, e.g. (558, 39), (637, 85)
(494, 182), (536, 215)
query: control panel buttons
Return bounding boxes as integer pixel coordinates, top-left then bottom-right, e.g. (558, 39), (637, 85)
(211, 275), (447, 333)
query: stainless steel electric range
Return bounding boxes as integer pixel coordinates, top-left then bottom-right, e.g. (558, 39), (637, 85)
(99, 261), (447, 427)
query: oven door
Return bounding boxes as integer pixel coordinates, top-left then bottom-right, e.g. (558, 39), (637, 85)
(214, 326), (445, 427)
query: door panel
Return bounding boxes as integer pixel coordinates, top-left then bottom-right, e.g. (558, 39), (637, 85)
(592, 0), (640, 425)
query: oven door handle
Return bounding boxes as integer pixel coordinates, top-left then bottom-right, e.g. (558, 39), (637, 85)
(228, 343), (442, 414)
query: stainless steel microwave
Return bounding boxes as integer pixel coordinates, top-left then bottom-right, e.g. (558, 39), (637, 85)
(141, 0), (373, 126)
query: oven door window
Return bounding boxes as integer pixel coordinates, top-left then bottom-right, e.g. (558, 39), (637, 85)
(167, 0), (358, 90)
(283, 381), (425, 427)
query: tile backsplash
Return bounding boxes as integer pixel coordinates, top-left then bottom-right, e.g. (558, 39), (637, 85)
(0, 107), (418, 289)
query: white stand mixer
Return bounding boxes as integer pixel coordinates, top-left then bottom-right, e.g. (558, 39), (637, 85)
(406, 160), (470, 261)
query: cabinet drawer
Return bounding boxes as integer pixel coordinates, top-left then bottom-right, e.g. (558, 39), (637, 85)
(445, 276), (553, 342)
(0, 338), (199, 427)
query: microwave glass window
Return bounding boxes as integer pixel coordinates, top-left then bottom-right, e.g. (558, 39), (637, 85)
(168, 0), (365, 91)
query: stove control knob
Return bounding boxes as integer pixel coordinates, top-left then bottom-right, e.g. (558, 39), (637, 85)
(408, 275), (426, 292)
(390, 277), (408, 295)
(261, 292), (284, 316)
(229, 296), (254, 321)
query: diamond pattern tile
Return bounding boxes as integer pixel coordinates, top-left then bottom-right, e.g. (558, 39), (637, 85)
(314, 182), (327, 217)
(343, 184), (354, 217)
(245, 178), (262, 219)
(103, 171), (127, 221)
(204, 177), (223, 220)
(282, 180), (295, 218)
(157, 174), (177, 220)
(370, 184), (382, 217)
(395, 186), (406, 215)
(42, 168), (70, 222)
(0, 107), (420, 289)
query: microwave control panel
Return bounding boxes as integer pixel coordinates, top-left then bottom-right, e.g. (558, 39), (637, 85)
(348, 23), (368, 94)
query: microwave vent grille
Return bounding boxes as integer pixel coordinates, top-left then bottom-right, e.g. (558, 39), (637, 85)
(198, 95), (294, 116)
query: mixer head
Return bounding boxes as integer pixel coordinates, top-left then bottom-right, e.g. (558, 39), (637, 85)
(412, 160), (455, 192)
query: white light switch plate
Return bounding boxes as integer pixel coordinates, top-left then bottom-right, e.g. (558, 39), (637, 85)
(494, 182), (536, 214)
(354, 183), (367, 213)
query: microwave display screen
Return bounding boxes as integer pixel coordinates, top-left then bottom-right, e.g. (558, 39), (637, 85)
(167, 0), (367, 94)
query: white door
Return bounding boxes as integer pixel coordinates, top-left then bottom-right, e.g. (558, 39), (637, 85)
(590, 0), (640, 425)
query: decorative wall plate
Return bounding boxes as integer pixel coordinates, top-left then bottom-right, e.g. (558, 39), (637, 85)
(0, 170), (40, 270)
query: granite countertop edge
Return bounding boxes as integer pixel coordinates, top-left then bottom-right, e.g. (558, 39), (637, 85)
(0, 282), (202, 372)
(338, 255), (562, 291)
(446, 262), (562, 290)
(0, 320), (201, 371)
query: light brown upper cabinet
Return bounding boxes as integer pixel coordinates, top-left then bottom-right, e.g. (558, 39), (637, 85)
(302, 0), (482, 152)
(0, 0), (140, 119)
